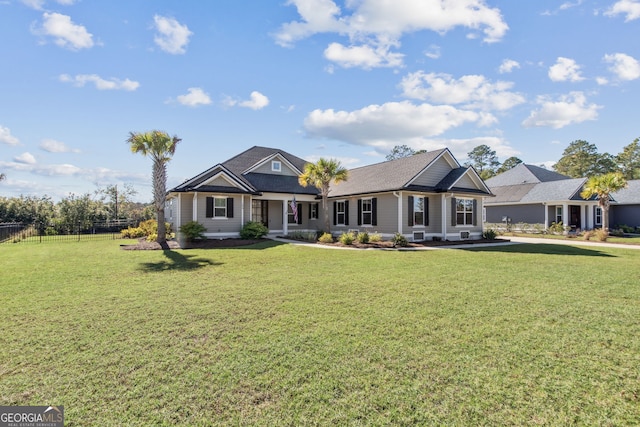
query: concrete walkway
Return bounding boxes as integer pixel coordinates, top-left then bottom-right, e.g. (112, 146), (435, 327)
(505, 236), (640, 250)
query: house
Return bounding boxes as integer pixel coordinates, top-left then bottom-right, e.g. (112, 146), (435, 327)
(166, 146), (493, 241)
(609, 179), (640, 229)
(484, 163), (602, 231)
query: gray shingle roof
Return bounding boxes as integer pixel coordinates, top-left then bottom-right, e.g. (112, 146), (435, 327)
(487, 178), (589, 204)
(329, 149), (448, 197)
(485, 163), (570, 187)
(611, 179), (640, 204)
(243, 173), (318, 195)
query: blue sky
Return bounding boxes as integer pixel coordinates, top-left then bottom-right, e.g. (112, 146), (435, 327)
(1, 0), (639, 202)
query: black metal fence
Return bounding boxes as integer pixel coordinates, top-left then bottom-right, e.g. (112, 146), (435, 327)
(0, 220), (138, 244)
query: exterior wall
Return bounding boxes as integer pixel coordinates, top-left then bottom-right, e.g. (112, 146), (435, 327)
(329, 193), (399, 236)
(411, 157), (452, 187)
(252, 160), (298, 176)
(194, 193), (243, 236)
(445, 195), (484, 240)
(455, 174), (476, 189)
(401, 193), (442, 238)
(485, 203), (545, 224)
(179, 193), (194, 228)
(610, 204), (640, 228)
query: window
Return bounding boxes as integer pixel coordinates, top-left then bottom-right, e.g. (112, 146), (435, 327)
(595, 207), (602, 225)
(271, 160), (281, 172)
(361, 199), (372, 225)
(556, 206), (563, 224)
(336, 201), (346, 225)
(413, 197), (424, 226)
(456, 198), (474, 226)
(206, 197), (234, 219)
(310, 203), (318, 220)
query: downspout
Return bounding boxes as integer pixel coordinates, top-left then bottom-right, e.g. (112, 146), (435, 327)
(393, 191), (402, 235)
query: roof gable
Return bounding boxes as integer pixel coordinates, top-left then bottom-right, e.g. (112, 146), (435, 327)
(242, 152), (302, 176)
(486, 163), (570, 187)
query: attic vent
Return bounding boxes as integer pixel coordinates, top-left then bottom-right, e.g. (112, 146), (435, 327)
(460, 231), (470, 240)
(413, 232), (425, 242)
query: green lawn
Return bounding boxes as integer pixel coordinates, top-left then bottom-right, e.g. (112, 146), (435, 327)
(1, 240), (639, 426)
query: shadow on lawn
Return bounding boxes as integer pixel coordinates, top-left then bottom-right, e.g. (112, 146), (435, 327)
(463, 243), (616, 257)
(138, 250), (221, 272)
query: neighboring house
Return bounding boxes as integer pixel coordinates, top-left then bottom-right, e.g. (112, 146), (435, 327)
(609, 179), (640, 229)
(483, 164), (602, 231)
(166, 146), (493, 241)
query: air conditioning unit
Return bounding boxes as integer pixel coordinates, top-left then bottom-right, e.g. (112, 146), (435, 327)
(460, 231), (470, 239)
(413, 232), (425, 241)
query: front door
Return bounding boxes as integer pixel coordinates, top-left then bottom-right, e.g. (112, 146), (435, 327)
(252, 200), (268, 226)
(570, 205), (581, 230)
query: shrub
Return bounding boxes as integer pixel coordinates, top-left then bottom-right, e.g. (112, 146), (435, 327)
(392, 232), (408, 247)
(121, 220), (171, 241)
(583, 230), (594, 241)
(339, 232), (355, 245)
(318, 232), (334, 243)
(482, 228), (498, 240)
(356, 230), (370, 244)
(548, 221), (567, 234)
(369, 232), (382, 243)
(594, 228), (608, 242)
(609, 228), (624, 237)
(240, 221), (268, 239)
(179, 221), (206, 241)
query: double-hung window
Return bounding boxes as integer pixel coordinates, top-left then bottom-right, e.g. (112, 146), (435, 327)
(214, 198), (226, 218)
(361, 199), (372, 225)
(556, 206), (563, 224)
(413, 197), (424, 226)
(336, 201), (346, 225)
(456, 198), (474, 226)
(310, 203), (318, 220)
(595, 207), (602, 225)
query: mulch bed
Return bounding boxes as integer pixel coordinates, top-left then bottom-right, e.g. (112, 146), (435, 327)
(121, 237), (511, 250)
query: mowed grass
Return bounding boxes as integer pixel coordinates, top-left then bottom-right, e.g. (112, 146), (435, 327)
(1, 240), (639, 426)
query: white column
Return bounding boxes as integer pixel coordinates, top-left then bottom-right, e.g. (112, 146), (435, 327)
(580, 205), (586, 231)
(282, 200), (288, 236)
(441, 194), (447, 240)
(544, 203), (548, 231)
(241, 195), (245, 226)
(562, 203), (569, 227)
(177, 193), (182, 228)
(193, 192), (198, 222)
(397, 191), (403, 234)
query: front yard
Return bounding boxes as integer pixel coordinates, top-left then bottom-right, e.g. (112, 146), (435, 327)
(1, 240), (639, 425)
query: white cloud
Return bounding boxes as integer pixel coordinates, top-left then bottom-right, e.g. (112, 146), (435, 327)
(303, 101), (494, 151)
(548, 57), (585, 82)
(14, 152), (36, 164)
(399, 71), (525, 111)
(274, 0), (508, 69)
(605, 0), (640, 21)
(603, 53), (640, 81)
(33, 12), (94, 50)
(498, 59), (520, 74)
(224, 91), (270, 110)
(39, 138), (78, 153)
(324, 41), (404, 69)
(174, 88), (212, 107)
(153, 15), (192, 54)
(522, 91), (601, 129)
(21, 0), (77, 9)
(0, 125), (20, 145)
(424, 44), (441, 59)
(59, 74), (140, 91)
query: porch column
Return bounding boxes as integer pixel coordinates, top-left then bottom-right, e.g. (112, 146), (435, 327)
(580, 205), (586, 231)
(241, 195), (245, 226)
(177, 193), (182, 228)
(193, 192), (198, 222)
(282, 200), (288, 236)
(396, 191), (403, 234)
(562, 203), (569, 227)
(441, 194), (447, 240)
(544, 203), (548, 231)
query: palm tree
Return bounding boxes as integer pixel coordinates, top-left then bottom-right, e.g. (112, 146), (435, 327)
(127, 130), (181, 245)
(580, 172), (627, 234)
(298, 158), (348, 233)
(0, 172), (5, 182)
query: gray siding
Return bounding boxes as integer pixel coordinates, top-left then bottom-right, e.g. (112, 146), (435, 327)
(411, 157), (452, 187)
(485, 203), (545, 224)
(252, 159), (298, 176)
(455, 174), (476, 190)
(445, 196), (484, 239)
(180, 193), (193, 227)
(195, 194), (243, 235)
(610, 204), (640, 228)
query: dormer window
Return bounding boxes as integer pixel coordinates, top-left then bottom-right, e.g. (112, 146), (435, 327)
(272, 160), (281, 172)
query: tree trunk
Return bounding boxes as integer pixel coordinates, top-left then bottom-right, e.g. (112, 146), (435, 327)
(153, 160), (167, 244)
(322, 196), (330, 234)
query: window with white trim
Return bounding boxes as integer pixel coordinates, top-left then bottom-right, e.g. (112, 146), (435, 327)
(310, 203), (318, 220)
(413, 197), (424, 226)
(272, 160), (281, 172)
(214, 197), (227, 218)
(336, 201), (346, 225)
(456, 198), (474, 226)
(595, 207), (602, 225)
(555, 206), (563, 224)
(361, 199), (372, 225)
